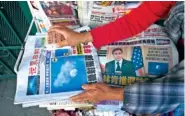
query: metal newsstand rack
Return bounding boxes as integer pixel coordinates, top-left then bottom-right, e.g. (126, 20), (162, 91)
(0, 1), (37, 79)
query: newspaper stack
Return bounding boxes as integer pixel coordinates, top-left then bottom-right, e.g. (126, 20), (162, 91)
(77, 1), (141, 28)
(17, 1), (132, 112)
(14, 26), (102, 111)
(28, 1), (140, 32)
(15, 1), (179, 115)
(28, 1), (80, 33)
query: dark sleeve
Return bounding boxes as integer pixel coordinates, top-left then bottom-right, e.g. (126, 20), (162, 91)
(105, 62), (110, 74)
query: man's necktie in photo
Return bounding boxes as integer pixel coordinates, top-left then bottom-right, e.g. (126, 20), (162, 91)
(116, 62), (121, 71)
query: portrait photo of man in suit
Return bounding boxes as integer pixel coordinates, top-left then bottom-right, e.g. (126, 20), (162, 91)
(105, 47), (136, 76)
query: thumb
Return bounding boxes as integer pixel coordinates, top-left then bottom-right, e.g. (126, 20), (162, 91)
(82, 84), (98, 90)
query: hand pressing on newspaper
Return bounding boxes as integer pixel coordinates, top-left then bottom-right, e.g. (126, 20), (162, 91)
(48, 25), (93, 47)
(70, 83), (123, 104)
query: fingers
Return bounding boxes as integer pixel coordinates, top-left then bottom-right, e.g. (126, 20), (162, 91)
(49, 24), (66, 30)
(48, 28), (65, 35)
(48, 24), (69, 35)
(70, 92), (88, 102)
(82, 84), (96, 90)
(47, 26), (68, 47)
(82, 83), (105, 90)
(56, 40), (68, 47)
(82, 83), (100, 90)
(49, 26), (65, 31)
(70, 91), (97, 103)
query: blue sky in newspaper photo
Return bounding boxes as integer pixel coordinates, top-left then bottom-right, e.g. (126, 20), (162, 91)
(148, 62), (169, 75)
(50, 56), (88, 93)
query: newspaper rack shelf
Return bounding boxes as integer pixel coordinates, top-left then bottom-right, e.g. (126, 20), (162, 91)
(0, 1), (37, 79)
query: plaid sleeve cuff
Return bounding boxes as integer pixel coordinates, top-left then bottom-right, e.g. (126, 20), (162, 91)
(122, 59), (184, 114)
(122, 84), (140, 113)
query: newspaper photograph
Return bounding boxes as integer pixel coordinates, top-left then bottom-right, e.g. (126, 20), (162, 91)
(39, 1), (77, 18)
(38, 1), (80, 29)
(27, 1), (80, 33)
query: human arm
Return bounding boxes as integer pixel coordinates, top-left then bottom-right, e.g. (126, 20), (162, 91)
(91, 1), (176, 48)
(71, 60), (184, 114)
(48, 2), (175, 48)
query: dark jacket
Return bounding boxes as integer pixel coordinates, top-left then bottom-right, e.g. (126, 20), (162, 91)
(105, 59), (136, 76)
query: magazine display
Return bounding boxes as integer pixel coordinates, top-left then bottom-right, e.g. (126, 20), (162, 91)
(27, 1), (51, 33)
(27, 1), (80, 33)
(98, 24), (178, 87)
(14, 26), (102, 106)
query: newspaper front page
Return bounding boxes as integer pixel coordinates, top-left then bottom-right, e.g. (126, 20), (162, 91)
(14, 26), (102, 105)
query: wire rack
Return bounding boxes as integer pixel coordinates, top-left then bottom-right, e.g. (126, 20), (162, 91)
(0, 1), (36, 79)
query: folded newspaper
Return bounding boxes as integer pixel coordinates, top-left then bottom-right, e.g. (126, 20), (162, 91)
(14, 26), (102, 108)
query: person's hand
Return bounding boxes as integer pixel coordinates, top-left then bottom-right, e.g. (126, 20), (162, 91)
(47, 25), (93, 47)
(70, 83), (124, 104)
